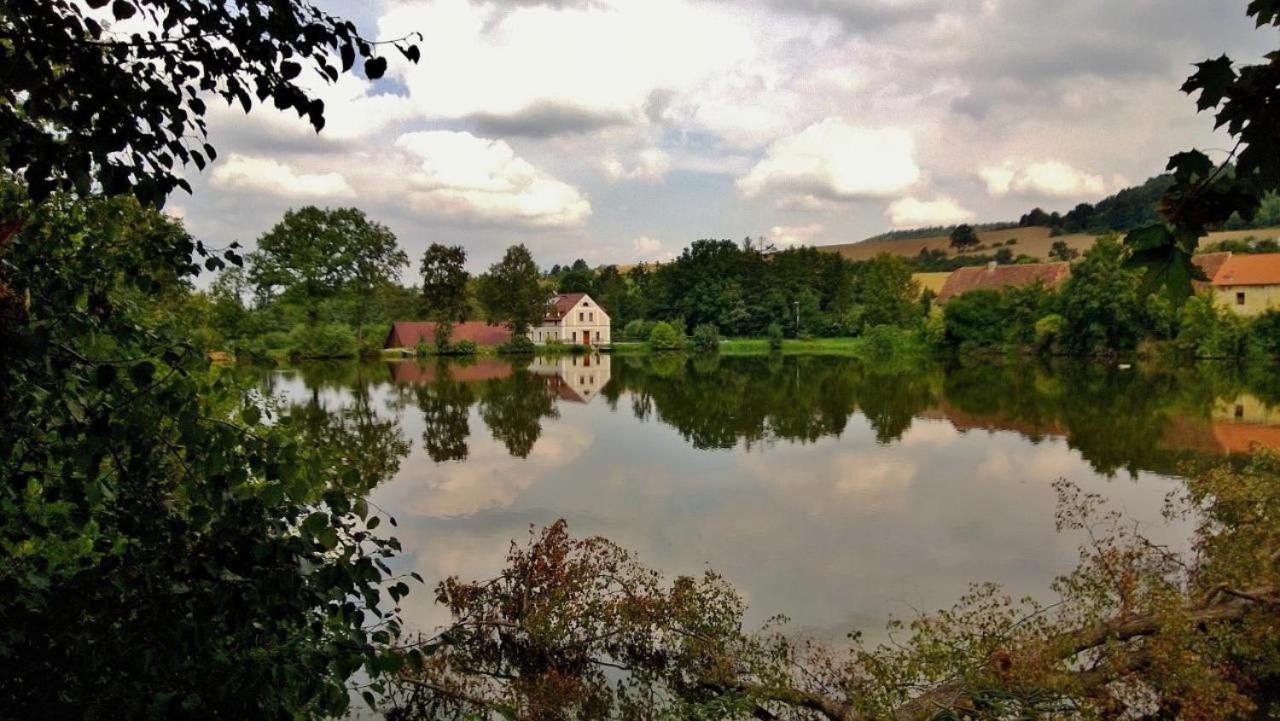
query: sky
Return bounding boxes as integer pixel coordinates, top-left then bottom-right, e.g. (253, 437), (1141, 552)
(170, 0), (1278, 274)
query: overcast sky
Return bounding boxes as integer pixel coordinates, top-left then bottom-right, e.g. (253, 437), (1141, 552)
(171, 0), (1276, 273)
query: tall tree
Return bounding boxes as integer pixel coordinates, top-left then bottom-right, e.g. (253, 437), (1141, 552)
(477, 244), (548, 335)
(949, 224), (980, 252)
(858, 253), (921, 329)
(419, 243), (471, 349)
(248, 206), (407, 326)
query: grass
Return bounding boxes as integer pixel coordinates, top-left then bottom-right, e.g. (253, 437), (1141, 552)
(609, 334), (930, 359)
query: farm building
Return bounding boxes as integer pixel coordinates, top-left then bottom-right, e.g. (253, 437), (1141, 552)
(529, 293), (611, 346)
(935, 262), (1072, 304)
(1208, 253), (1280, 316)
(384, 321), (512, 349)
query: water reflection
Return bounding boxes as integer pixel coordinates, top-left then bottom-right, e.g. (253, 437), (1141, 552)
(269, 354), (1280, 642)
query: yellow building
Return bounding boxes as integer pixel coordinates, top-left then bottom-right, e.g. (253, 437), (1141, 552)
(1210, 253), (1280, 316)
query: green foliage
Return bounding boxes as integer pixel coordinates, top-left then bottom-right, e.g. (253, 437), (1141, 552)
(648, 321), (685, 351)
(1034, 313), (1064, 355)
(419, 244), (471, 342)
(1123, 6), (1280, 300)
(477, 245), (547, 335)
(1174, 293), (1247, 359)
(949, 224), (980, 251)
(497, 335), (537, 355)
(1049, 240), (1079, 262)
(288, 322), (358, 360)
(1250, 309), (1280, 359)
(0, 188), (411, 718)
(943, 290), (1008, 350)
(452, 339), (479, 355)
(690, 323), (721, 352)
(248, 206), (408, 326)
(624, 318), (655, 341)
(1061, 235), (1146, 355)
(857, 253), (921, 330)
(766, 322), (784, 350)
(0, 0), (419, 204)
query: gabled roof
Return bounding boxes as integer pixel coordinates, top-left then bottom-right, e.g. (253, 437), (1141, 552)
(1211, 253), (1280, 287)
(385, 321), (512, 349)
(543, 292), (608, 321)
(1192, 252), (1232, 290)
(936, 262), (1071, 303)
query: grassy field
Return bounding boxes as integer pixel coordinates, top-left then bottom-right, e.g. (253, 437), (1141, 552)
(815, 226), (1280, 263)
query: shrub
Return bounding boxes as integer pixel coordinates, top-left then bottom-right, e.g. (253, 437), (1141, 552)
(923, 306), (946, 347)
(287, 323), (357, 360)
(452, 339), (479, 355)
(1175, 293), (1246, 359)
(648, 321), (684, 351)
(690, 323), (720, 352)
(624, 319), (654, 341)
(943, 290), (1007, 350)
(1034, 314), (1065, 355)
(766, 322), (784, 350)
(861, 324), (901, 359)
(1250, 309), (1280, 359)
(414, 338), (431, 358)
(498, 335), (537, 354)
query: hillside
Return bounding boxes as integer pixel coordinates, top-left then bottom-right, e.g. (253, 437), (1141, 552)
(817, 227), (1280, 263)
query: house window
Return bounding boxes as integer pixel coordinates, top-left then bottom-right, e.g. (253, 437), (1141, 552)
(589, 312), (594, 322)
(596, 331), (601, 342)
(579, 312), (584, 322)
(1236, 404), (1245, 419)
(1237, 291), (1246, 306)
(571, 331), (577, 342)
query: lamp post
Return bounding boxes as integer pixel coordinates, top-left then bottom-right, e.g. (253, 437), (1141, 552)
(793, 300), (800, 334)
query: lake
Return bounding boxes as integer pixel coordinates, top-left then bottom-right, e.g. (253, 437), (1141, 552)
(268, 353), (1280, 643)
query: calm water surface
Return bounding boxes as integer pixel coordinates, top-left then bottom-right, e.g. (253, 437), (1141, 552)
(270, 354), (1280, 641)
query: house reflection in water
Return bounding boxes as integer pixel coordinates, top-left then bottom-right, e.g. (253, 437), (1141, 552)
(529, 353), (612, 404)
(1212, 394), (1280, 454)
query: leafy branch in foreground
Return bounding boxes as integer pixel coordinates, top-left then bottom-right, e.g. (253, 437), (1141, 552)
(387, 453), (1280, 721)
(1, 0), (420, 204)
(1125, 3), (1280, 300)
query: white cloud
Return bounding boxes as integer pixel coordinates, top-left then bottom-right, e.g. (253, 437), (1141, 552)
(380, 0), (759, 133)
(980, 159), (1106, 199)
(886, 196), (975, 227)
(768, 223), (824, 246)
(737, 119), (921, 202)
(393, 131), (591, 228)
(632, 235), (663, 254)
(209, 154), (355, 199)
(602, 148), (672, 182)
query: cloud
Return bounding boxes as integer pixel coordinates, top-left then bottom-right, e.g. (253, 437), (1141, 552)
(632, 235), (663, 254)
(886, 196), (974, 228)
(209, 154), (356, 199)
(980, 159), (1106, 199)
(768, 223), (824, 246)
(602, 148), (672, 183)
(392, 131), (591, 228)
(737, 119), (921, 203)
(379, 0), (758, 136)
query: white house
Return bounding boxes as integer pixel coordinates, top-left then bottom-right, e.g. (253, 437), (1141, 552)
(530, 353), (612, 403)
(528, 293), (611, 346)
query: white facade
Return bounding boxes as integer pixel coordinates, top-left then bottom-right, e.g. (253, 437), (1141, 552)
(530, 353), (612, 403)
(528, 293), (612, 346)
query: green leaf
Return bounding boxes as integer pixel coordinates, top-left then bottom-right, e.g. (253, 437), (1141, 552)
(1182, 55), (1236, 110)
(241, 405), (261, 426)
(1123, 224), (1174, 253)
(1166, 150), (1213, 184)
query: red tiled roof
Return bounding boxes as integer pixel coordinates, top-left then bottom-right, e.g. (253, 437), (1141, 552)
(544, 293), (588, 321)
(1192, 252), (1232, 291)
(936, 262), (1071, 303)
(384, 321), (512, 349)
(1211, 252), (1280, 287)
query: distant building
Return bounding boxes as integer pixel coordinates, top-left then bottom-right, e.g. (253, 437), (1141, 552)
(384, 321), (512, 349)
(1208, 252), (1280, 316)
(529, 293), (611, 346)
(935, 261), (1071, 304)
